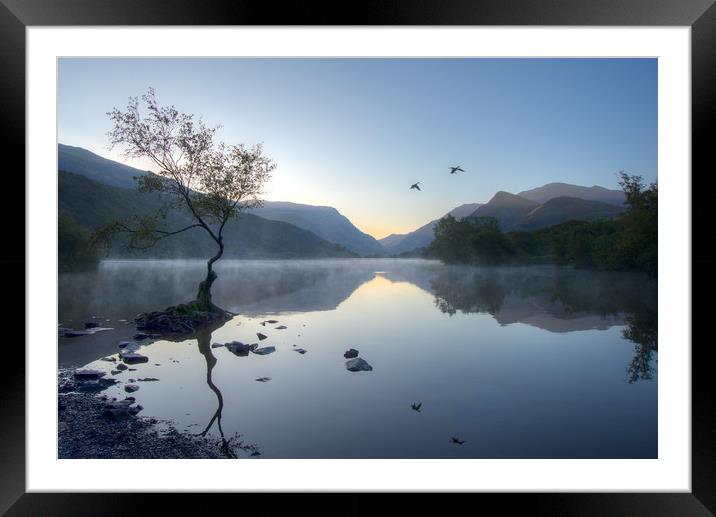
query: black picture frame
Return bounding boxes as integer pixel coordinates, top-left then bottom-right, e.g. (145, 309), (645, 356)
(2, 0), (713, 514)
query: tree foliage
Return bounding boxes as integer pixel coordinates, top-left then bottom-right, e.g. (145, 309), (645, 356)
(97, 88), (276, 308)
(59, 210), (99, 272)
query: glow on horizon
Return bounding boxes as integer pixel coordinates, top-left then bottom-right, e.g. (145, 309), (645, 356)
(58, 58), (657, 240)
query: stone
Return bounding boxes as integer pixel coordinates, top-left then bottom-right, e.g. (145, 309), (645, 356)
(343, 348), (359, 359)
(275, 325), (287, 330)
(225, 341), (257, 356)
(84, 322), (99, 329)
(293, 348), (307, 355)
(64, 330), (92, 337)
(121, 352), (149, 364)
(137, 377), (159, 382)
(257, 333), (268, 341)
(111, 370), (122, 375)
(100, 356), (116, 362)
(345, 358), (373, 372)
(116, 363), (128, 371)
(118, 341), (140, 352)
(255, 377), (271, 382)
(251, 346), (276, 356)
(211, 343), (224, 349)
(124, 384), (140, 393)
(73, 369), (105, 381)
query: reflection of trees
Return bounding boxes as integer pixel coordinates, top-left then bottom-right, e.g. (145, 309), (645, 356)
(432, 269), (507, 315)
(166, 320), (259, 457)
(623, 305), (658, 383)
(429, 266), (658, 382)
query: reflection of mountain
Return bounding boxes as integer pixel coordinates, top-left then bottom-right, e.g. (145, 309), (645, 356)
(428, 265), (656, 333)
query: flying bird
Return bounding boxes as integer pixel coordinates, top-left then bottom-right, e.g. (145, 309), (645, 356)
(411, 402), (422, 412)
(450, 437), (466, 445)
(410, 182), (421, 191)
(449, 166), (465, 174)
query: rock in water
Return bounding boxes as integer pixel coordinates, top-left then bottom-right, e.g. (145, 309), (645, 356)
(345, 358), (373, 372)
(343, 348), (359, 359)
(255, 377), (271, 382)
(121, 352), (149, 364)
(211, 343), (224, 349)
(124, 384), (140, 393)
(116, 363), (128, 371)
(293, 348), (307, 355)
(257, 333), (268, 341)
(73, 369), (105, 381)
(252, 346), (276, 356)
(84, 322), (99, 329)
(64, 330), (93, 337)
(275, 325), (287, 330)
(225, 341), (257, 356)
(118, 341), (140, 352)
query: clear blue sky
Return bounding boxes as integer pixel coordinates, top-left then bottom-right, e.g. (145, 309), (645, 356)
(58, 58), (657, 239)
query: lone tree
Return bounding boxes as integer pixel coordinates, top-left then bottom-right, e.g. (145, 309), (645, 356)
(99, 88), (276, 313)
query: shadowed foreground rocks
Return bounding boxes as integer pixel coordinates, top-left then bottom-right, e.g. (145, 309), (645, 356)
(58, 372), (236, 459)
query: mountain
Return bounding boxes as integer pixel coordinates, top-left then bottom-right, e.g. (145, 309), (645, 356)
(468, 191), (540, 230)
(515, 196), (625, 231)
(59, 171), (355, 259)
(517, 182), (625, 206)
(58, 143), (383, 256)
(58, 144), (150, 189)
(380, 203), (483, 255)
(247, 201), (384, 256)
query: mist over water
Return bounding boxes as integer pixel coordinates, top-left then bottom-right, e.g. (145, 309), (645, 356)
(59, 259), (657, 458)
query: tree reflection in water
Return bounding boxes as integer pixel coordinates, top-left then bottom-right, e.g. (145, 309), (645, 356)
(429, 266), (658, 383)
(192, 323), (260, 458)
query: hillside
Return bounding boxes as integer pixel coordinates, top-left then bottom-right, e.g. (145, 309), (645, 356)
(248, 201), (385, 256)
(380, 203), (483, 255)
(515, 196), (625, 231)
(517, 182), (625, 206)
(59, 171), (355, 259)
(58, 144), (384, 256)
(468, 192), (540, 231)
(59, 144), (149, 189)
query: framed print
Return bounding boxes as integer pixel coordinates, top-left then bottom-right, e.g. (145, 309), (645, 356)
(3, 0), (714, 514)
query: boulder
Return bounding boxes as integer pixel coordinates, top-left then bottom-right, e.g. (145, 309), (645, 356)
(225, 341), (257, 356)
(121, 352), (149, 364)
(345, 358), (373, 372)
(116, 363), (128, 371)
(343, 348), (359, 359)
(73, 369), (105, 381)
(251, 346), (276, 356)
(124, 384), (140, 393)
(257, 333), (268, 341)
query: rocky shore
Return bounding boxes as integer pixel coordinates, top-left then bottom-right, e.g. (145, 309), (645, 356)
(57, 371), (249, 459)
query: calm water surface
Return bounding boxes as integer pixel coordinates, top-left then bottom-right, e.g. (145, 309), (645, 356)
(58, 259), (657, 458)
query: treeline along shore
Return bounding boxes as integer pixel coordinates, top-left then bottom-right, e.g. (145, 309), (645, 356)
(424, 173), (657, 276)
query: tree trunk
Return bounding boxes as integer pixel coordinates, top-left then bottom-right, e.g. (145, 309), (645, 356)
(196, 240), (223, 310)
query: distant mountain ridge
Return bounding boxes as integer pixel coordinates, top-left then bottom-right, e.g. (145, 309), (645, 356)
(248, 201), (384, 256)
(382, 182), (626, 255)
(59, 171), (355, 259)
(379, 203), (483, 255)
(517, 182), (625, 206)
(58, 144), (385, 256)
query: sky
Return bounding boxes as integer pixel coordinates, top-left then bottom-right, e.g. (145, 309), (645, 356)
(58, 58), (657, 239)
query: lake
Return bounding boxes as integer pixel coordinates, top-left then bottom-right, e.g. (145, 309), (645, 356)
(58, 259), (658, 458)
